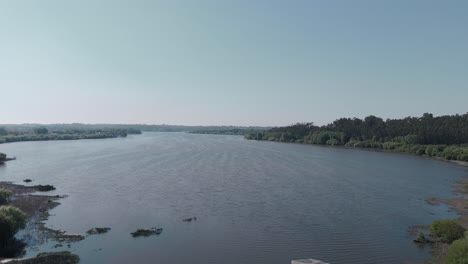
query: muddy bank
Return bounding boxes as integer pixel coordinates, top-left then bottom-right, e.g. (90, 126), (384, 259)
(417, 177), (468, 263)
(2, 251), (79, 264)
(0, 182), (84, 262)
(0, 182), (60, 216)
(426, 178), (468, 228)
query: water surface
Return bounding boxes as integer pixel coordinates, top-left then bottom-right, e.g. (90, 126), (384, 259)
(0, 132), (466, 264)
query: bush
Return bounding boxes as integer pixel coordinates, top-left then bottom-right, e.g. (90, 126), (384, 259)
(383, 142), (402, 150)
(0, 205), (27, 257)
(429, 219), (466, 243)
(446, 239), (468, 264)
(0, 206), (27, 241)
(459, 154), (468, 162)
(345, 139), (358, 147)
(0, 189), (13, 204)
(425, 145), (445, 157)
(414, 146), (426, 156)
(326, 138), (339, 146)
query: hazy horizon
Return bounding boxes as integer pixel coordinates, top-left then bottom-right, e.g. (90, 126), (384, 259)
(1, 0), (467, 126)
(1, 110), (467, 128)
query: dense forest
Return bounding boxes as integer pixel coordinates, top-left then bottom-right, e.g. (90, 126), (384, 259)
(245, 113), (468, 162)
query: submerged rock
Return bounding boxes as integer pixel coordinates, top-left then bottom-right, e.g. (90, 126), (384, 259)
(413, 232), (433, 244)
(131, 228), (163, 237)
(34, 185), (56, 192)
(86, 227), (111, 235)
(39, 226), (85, 243)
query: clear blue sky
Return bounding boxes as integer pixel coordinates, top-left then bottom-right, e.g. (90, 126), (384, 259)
(0, 0), (467, 126)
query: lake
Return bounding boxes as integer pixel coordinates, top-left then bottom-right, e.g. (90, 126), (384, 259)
(0, 132), (466, 264)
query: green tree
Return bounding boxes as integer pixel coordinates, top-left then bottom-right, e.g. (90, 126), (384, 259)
(33, 127), (49, 134)
(0, 206), (26, 244)
(0, 206), (26, 257)
(429, 219), (466, 243)
(446, 239), (468, 264)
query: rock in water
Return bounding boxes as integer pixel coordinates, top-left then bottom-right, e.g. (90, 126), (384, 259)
(131, 228), (163, 237)
(86, 227), (111, 235)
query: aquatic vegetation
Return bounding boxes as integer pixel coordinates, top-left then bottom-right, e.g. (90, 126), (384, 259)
(413, 232), (433, 244)
(131, 228), (163, 237)
(34, 185), (56, 192)
(86, 227), (111, 235)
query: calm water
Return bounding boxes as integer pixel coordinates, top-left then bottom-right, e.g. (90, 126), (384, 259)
(0, 132), (466, 264)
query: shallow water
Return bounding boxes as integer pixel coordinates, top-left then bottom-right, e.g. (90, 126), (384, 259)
(0, 132), (466, 264)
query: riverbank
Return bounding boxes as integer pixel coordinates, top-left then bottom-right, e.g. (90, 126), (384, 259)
(246, 137), (468, 168)
(0, 182), (82, 263)
(426, 178), (468, 230)
(444, 159), (468, 168)
(0, 130), (134, 145)
(418, 176), (468, 263)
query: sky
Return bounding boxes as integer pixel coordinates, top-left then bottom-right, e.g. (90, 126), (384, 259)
(0, 0), (467, 126)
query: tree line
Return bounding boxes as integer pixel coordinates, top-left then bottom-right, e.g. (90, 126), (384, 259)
(245, 113), (468, 162)
(0, 127), (142, 145)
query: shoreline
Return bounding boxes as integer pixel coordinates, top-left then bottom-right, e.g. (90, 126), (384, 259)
(418, 176), (468, 263)
(0, 182), (82, 263)
(247, 138), (468, 167)
(426, 178), (468, 228)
